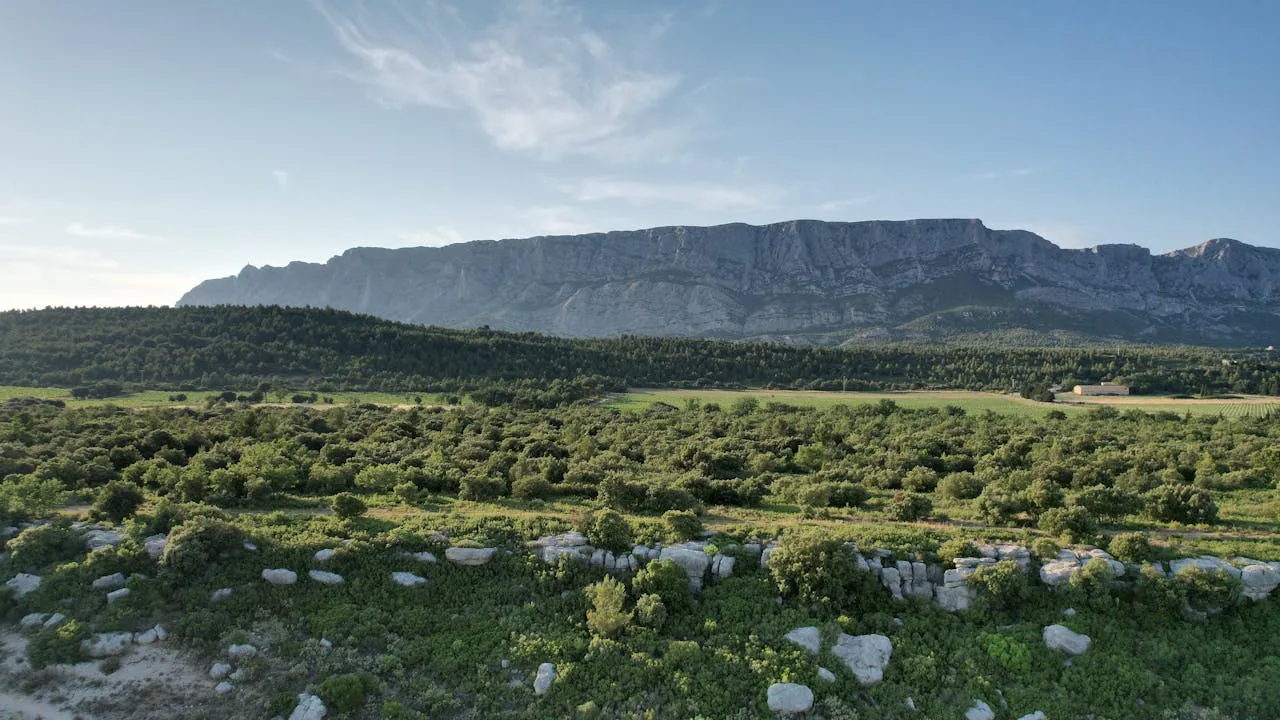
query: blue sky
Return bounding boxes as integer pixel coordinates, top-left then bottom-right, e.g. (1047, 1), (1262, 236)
(1, 1), (1277, 309)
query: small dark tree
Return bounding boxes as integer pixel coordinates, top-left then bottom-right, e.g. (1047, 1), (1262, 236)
(91, 481), (145, 524)
(331, 492), (367, 519)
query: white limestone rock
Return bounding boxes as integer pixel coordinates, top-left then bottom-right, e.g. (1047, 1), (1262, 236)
(153, 624), (167, 640)
(935, 584), (974, 612)
(83, 528), (124, 551)
(1240, 564), (1280, 600)
(106, 587), (130, 604)
(211, 587), (233, 602)
(242, 541), (258, 552)
(143, 534), (168, 560)
(1170, 556), (1242, 580)
(412, 551), (438, 563)
(783, 626), (821, 655)
(92, 572), (127, 591)
(445, 547), (497, 566)
(227, 643), (258, 660)
(20, 613), (48, 629)
(533, 662), (557, 695)
(832, 633), (893, 686)
(6, 573), (41, 598)
(314, 548), (336, 562)
(712, 554), (736, 579)
(289, 693), (328, 720)
(966, 699), (996, 720)
(1043, 624), (1091, 655)
(42, 613), (67, 629)
(83, 632), (134, 658)
(766, 682), (814, 714)
(262, 568), (298, 586)
(210, 663), (232, 680)
(880, 566), (904, 601)
(392, 571), (427, 587)
(308, 570), (344, 585)
(215, 681), (233, 694)
(817, 667), (836, 683)
(659, 546), (711, 593)
(1039, 561), (1079, 586)
(1016, 712), (1047, 720)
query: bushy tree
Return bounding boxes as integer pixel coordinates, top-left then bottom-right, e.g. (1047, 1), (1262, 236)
(0, 475), (69, 519)
(331, 492), (367, 519)
(393, 481), (419, 505)
(355, 464), (405, 493)
(160, 516), (245, 579)
(936, 537), (979, 562)
(580, 509), (632, 553)
(91, 480), (145, 524)
(1145, 484), (1218, 524)
(1109, 532), (1153, 563)
(585, 575), (632, 638)
(938, 471), (983, 500)
(901, 466), (939, 493)
(8, 522), (79, 571)
(458, 475), (506, 501)
(768, 532), (868, 609)
(632, 559), (691, 609)
(511, 474), (552, 500)
(1071, 485), (1142, 522)
(662, 509), (702, 541)
(635, 593), (667, 630)
(885, 492), (932, 521)
(1038, 506), (1098, 542)
(825, 482), (870, 508)
(969, 559), (1032, 611)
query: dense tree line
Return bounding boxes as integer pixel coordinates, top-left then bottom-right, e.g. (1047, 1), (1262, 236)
(2, 306), (1279, 395)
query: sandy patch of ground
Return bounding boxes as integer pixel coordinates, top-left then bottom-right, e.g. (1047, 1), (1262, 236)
(0, 631), (225, 720)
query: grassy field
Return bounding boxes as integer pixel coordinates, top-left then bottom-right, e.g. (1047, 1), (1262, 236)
(612, 388), (1280, 418)
(0, 386), (454, 409)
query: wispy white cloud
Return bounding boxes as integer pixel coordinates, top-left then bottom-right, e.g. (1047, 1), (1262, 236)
(0, 243), (200, 309)
(562, 176), (774, 210)
(315, 0), (684, 160)
(971, 168), (1035, 181)
(0, 216), (32, 226)
(521, 206), (598, 235)
(397, 226), (464, 247)
(272, 170), (290, 189)
(817, 195), (879, 212)
(65, 222), (166, 242)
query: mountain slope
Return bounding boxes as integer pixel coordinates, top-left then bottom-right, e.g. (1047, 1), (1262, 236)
(177, 219), (1280, 345)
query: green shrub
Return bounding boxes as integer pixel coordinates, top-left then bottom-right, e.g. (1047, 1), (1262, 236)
(1024, 478), (1065, 516)
(1028, 537), (1058, 563)
(662, 509), (702, 541)
(393, 481), (419, 505)
(354, 464), (405, 493)
(91, 480), (145, 524)
(969, 559), (1031, 610)
(597, 474), (647, 512)
(1177, 567), (1242, 613)
(768, 532), (868, 609)
(1068, 557), (1118, 610)
(160, 516), (244, 579)
(664, 640), (701, 669)
(585, 575), (632, 639)
(8, 522), (79, 571)
(580, 510), (632, 553)
(632, 560), (691, 610)
(974, 483), (1027, 525)
(331, 492), (367, 519)
(1109, 532), (1153, 562)
(936, 537), (979, 562)
(27, 620), (88, 668)
(937, 471), (983, 500)
(825, 482), (870, 508)
(0, 475), (70, 519)
(635, 593), (667, 630)
(511, 474), (552, 500)
(1037, 506), (1098, 542)
(1072, 485), (1142, 521)
(458, 475), (506, 501)
(318, 672), (380, 714)
(901, 467), (939, 493)
(1134, 565), (1185, 614)
(979, 632), (1031, 673)
(1146, 484), (1218, 524)
(885, 492), (932, 521)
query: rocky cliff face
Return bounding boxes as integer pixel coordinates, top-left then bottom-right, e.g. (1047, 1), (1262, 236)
(177, 219), (1280, 345)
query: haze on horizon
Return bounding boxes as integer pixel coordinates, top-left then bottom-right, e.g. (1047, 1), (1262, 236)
(1, 1), (1277, 310)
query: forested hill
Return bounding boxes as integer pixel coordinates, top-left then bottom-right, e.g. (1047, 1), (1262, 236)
(1, 306), (1278, 396)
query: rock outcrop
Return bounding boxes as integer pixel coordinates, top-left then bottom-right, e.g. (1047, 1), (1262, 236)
(832, 633), (893, 686)
(178, 220), (1280, 346)
(766, 683), (814, 714)
(533, 663), (557, 696)
(1043, 624), (1091, 655)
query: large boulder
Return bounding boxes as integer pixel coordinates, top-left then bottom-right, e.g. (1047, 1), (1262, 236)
(83, 528), (124, 551)
(227, 643), (258, 660)
(1170, 556), (1242, 580)
(1240, 564), (1280, 600)
(658, 546), (711, 593)
(392, 571), (428, 587)
(20, 613), (48, 629)
(92, 572), (127, 591)
(143, 534), (168, 560)
(6, 573), (41, 598)
(1017, 712), (1047, 720)
(308, 570), (344, 585)
(783, 626), (821, 655)
(445, 547), (497, 566)
(832, 633), (893, 685)
(313, 549), (336, 562)
(289, 693), (328, 720)
(1039, 560), (1079, 586)
(262, 568), (298, 586)
(533, 662), (557, 696)
(106, 588), (131, 604)
(210, 663), (232, 680)
(1043, 624), (1091, 655)
(935, 584), (974, 612)
(965, 699), (995, 720)
(817, 667), (836, 683)
(766, 683), (814, 714)
(83, 632), (133, 658)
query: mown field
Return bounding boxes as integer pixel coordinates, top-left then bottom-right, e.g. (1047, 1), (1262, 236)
(613, 388), (1280, 418)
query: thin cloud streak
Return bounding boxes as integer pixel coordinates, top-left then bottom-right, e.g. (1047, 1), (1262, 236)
(65, 222), (166, 242)
(315, 0), (684, 161)
(563, 177), (774, 210)
(971, 168), (1035, 181)
(397, 227), (464, 247)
